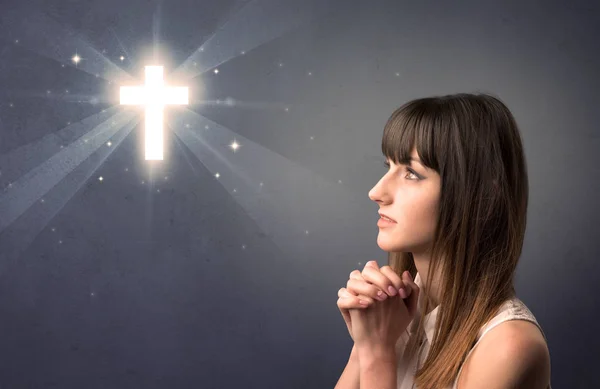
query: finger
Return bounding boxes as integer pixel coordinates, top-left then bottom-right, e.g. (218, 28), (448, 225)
(364, 260), (380, 270)
(349, 269), (364, 281)
(362, 266), (401, 297)
(401, 271), (420, 315)
(349, 269), (378, 288)
(396, 270), (412, 299)
(379, 265), (406, 292)
(338, 287), (375, 304)
(346, 278), (388, 301)
(337, 294), (373, 310)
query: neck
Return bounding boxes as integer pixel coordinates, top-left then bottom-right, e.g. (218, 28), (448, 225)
(412, 251), (442, 314)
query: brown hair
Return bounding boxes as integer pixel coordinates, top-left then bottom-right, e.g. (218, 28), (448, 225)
(383, 93), (528, 389)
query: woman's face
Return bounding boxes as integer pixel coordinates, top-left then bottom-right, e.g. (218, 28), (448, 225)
(368, 148), (441, 253)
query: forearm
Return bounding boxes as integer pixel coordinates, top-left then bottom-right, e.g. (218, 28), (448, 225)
(334, 344), (361, 389)
(357, 345), (397, 389)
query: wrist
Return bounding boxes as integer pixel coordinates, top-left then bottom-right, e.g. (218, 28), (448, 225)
(356, 343), (397, 365)
(349, 344), (359, 362)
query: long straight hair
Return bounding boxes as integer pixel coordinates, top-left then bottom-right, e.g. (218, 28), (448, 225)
(383, 93), (528, 389)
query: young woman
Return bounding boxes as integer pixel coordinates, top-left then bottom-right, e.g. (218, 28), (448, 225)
(335, 93), (552, 389)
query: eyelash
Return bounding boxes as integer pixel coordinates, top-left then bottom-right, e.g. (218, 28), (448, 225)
(383, 161), (420, 180)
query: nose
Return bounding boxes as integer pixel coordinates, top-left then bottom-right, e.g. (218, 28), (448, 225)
(368, 180), (386, 204)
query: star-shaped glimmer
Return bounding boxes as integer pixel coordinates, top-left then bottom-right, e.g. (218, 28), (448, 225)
(72, 51), (82, 66)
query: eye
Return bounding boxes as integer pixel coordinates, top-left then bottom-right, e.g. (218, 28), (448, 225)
(383, 161), (420, 180)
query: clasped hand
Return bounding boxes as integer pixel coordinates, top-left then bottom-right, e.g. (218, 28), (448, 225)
(337, 261), (420, 352)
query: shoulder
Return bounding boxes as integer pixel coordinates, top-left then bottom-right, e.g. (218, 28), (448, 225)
(456, 320), (551, 389)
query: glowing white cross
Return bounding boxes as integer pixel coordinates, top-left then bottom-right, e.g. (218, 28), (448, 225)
(120, 66), (188, 160)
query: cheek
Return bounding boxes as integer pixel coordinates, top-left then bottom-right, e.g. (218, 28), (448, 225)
(377, 195), (438, 249)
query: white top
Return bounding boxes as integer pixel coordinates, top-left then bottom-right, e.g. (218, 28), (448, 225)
(395, 272), (552, 389)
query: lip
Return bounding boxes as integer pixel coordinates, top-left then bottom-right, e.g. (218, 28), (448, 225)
(377, 217), (397, 227)
(378, 212), (397, 223)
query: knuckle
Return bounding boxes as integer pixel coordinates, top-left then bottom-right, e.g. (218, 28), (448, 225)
(370, 285), (383, 297)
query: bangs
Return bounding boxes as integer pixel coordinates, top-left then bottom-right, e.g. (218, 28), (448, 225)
(381, 98), (441, 172)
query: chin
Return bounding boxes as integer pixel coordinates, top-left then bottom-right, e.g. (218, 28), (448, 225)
(377, 234), (408, 252)
(377, 230), (426, 253)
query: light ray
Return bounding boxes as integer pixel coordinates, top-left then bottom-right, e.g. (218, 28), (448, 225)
(0, 5), (134, 85)
(0, 109), (138, 271)
(0, 108), (138, 234)
(169, 108), (372, 259)
(170, 0), (340, 81)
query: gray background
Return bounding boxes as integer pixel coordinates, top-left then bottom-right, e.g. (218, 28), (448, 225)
(0, 0), (598, 388)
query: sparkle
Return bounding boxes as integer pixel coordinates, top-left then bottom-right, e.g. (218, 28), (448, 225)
(259, 182), (263, 186)
(120, 56), (125, 61)
(242, 244), (246, 249)
(125, 168), (128, 172)
(338, 180), (342, 184)
(141, 180), (145, 184)
(91, 292), (95, 296)
(185, 123), (190, 128)
(61, 64), (65, 68)
(215, 172), (220, 178)
(200, 47), (204, 52)
(58, 240), (62, 244)
(305, 230), (309, 235)
(107, 141), (112, 147)
(233, 188), (237, 193)
(47, 90), (51, 94)
(9, 103), (13, 107)
(395, 72), (400, 76)
(214, 68), (219, 74)
(310, 136), (314, 140)
(205, 125), (209, 129)
(241, 51), (245, 55)
(67, 122), (71, 125)
(65, 89), (69, 93)
(164, 176), (168, 180)
(279, 62), (283, 67)
(230, 139), (240, 152)
(14, 39), (19, 44)
(156, 189), (160, 193)
(41, 199), (45, 203)
(308, 72), (312, 76)
(72, 52), (81, 65)
(51, 228), (55, 232)
(285, 107), (289, 112)
(98, 176), (103, 181)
